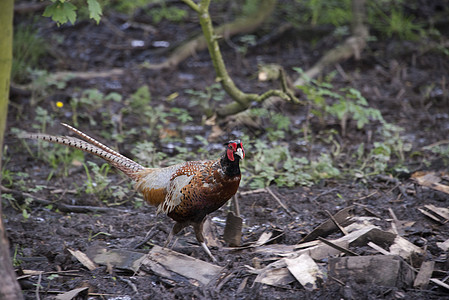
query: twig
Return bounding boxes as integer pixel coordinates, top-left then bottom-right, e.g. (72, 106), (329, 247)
(239, 188), (266, 196)
(35, 272), (42, 300)
(17, 270), (81, 280)
(1, 185), (130, 214)
(118, 277), (139, 294)
(318, 237), (359, 256)
(325, 210), (348, 236)
(265, 187), (292, 216)
(422, 139), (449, 150)
(215, 270), (236, 292)
(388, 208), (399, 235)
(351, 190), (378, 201)
(130, 228), (156, 249)
(236, 276), (248, 294)
(367, 241), (391, 255)
(309, 188), (338, 204)
(330, 275), (346, 286)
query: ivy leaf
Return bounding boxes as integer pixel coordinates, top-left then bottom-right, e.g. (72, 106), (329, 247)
(43, 1), (77, 25)
(87, 0), (103, 24)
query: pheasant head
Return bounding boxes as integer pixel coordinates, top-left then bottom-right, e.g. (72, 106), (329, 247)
(221, 140), (244, 176)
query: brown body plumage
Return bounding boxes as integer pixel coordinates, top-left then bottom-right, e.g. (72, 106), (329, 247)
(22, 123), (244, 262)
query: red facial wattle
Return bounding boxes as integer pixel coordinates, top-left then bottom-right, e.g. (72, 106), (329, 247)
(226, 141), (244, 161)
(227, 143), (237, 161)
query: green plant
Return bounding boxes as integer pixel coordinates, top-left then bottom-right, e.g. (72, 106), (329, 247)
(32, 106), (54, 133)
(83, 161), (112, 200)
(131, 141), (167, 167)
(350, 123), (411, 179)
(11, 23), (47, 83)
(147, 3), (188, 23)
(296, 71), (384, 135)
(305, 0), (352, 26)
(25, 119), (86, 177)
(248, 108), (292, 141)
(43, 0), (102, 25)
(2, 190), (33, 221)
(82, 161), (132, 204)
(185, 83), (226, 115)
(1, 154), (13, 187)
(128, 85), (151, 112)
(27, 70), (68, 106)
(371, 7), (423, 40)
(242, 140), (340, 189)
(69, 88), (122, 132)
(88, 231), (111, 242)
(236, 35), (257, 56)
(110, 0), (150, 15)
(12, 245), (23, 267)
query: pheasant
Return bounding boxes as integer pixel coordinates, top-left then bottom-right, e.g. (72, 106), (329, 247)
(22, 123), (244, 262)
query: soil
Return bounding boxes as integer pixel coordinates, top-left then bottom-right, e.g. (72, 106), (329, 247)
(3, 2), (449, 299)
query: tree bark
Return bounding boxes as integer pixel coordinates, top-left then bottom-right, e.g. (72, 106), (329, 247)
(0, 0), (24, 299)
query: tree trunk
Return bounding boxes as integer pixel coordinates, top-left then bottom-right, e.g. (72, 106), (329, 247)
(0, 0), (24, 299)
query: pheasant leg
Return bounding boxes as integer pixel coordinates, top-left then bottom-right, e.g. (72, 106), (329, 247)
(164, 222), (185, 248)
(193, 220), (218, 263)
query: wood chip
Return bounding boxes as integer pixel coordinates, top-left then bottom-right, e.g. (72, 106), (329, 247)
(418, 208), (444, 223)
(296, 239), (350, 260)
(255, 267), (295, 287)
(87, 245), (223, 286)
(430, 278), (449, 290)
(318, 237), (359, 256)
(329, 255), (415, 287)
(223, 211), (243, 247)
(301, 206), (354, 243)
(68, 249), (97, 271)
(255, 231), (273, 247)
(414, 261), (435, 289)
(412, 172), (449, 195)
(254, 258), (294, 287)
(424, 204), (449, 222)
(145, 245), (223, 286)
(236, 276), (248, 294)
(55, 287), (89, 300)
(437, 239), (449, 251)
(285, 254), (324, 290)
(389, 236), (424, 259)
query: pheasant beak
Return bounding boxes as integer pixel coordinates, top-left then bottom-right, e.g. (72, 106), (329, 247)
(235, 148), (244, 160)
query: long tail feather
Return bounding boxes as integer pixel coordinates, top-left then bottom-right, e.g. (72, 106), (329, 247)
(21, 128), (144, 180)
(60, 123), (131, 163)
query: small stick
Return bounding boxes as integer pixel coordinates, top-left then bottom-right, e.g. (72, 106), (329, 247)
(325, 210), (348, 236)
(367, 242), (391, 255)
(239, 188), (266, 196)
(35, 272), (42, 300)
(388, 208), (399, 235)
(265, 187), (292, 216)
(309, 188), (337, 204)
(318, 237), (359, 256)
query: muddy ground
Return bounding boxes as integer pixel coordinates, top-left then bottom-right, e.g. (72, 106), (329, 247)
(3, 2), (449, 299)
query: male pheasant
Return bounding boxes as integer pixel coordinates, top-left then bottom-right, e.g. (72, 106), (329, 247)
(22, 123), (244, 262)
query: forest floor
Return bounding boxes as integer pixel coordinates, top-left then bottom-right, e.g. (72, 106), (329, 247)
(3, 2), (449, 299)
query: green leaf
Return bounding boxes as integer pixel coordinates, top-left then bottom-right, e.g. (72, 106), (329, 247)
(87, 0), (103, 24)
(43, 1), (77, 25)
